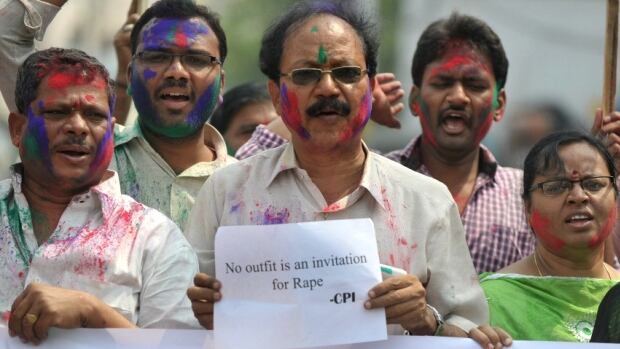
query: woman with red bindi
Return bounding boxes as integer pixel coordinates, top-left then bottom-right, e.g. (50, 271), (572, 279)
(480, 131), (620, 342)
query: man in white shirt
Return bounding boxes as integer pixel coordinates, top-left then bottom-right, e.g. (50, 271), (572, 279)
(2, 47), (198, 344)
(185, 1), (510, 348)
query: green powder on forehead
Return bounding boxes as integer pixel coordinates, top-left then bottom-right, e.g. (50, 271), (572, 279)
(310, 26), (319, 33)
(318, 45), (328, 64)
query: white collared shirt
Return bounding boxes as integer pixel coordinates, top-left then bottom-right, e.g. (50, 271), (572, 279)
(186, 143), (488, 332)
(0, 166), (199, 328)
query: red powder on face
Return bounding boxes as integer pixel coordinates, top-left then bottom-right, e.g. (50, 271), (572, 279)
(281, 84), (310, 139)
(472, 110), (493, 146)
(175, 31), (188, 48)
(85, 95), (95, 102)
(428, 55), (476, 78)
(530, 210), (566, 251)
(46, 71), (106, 90)
(589, 206), (618, 247)
(415, 103), (439, 148)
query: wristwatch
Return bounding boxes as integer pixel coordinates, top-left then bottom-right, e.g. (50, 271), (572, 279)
(426, 304), (445, 336)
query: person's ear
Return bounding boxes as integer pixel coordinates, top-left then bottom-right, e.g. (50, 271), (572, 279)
(409, 85), (420, 117)
(219, 69), (226, 95)
(268, 79), (282, 116)
(493, 88), (507, 122)
(8, 111), (27, 148)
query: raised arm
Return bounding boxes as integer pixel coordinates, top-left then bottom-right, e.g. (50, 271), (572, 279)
(0, 0), (64, 112)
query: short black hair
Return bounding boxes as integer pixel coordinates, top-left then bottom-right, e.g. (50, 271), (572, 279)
(130, 0), (227, 63)
(209, 81), (270, 135)
(259, 0), (379, 82)
(15, 47), (115, 113)
(411, 12), (508, 89)
(522, 131), (618, 202)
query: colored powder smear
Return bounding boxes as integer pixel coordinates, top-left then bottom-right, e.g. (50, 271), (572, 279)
(589, 206), (617, 247)
(414, 97), (439, 148)
(339, 83), (371, 142)
(317, 45), (328, 64)
(310, 26), (319, 33)
(143, 68), (157, 81)
(322, 202), (342, 213)
(280, 83), (311, 139)
(88, 111), (114, 177)
(42, 201), (145, 281)
(530, 210), (566, 251)
(472, 101), (494, 146)
(261, 206), (290, 225)
(23, 104), (52, 171)
(141, 18), (210, 50)
(131, 65), (221, 138)
(46, 71), (106, 90)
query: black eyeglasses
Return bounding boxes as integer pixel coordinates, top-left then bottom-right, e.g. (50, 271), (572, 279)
(134, 51), (221, 72)
(280, 66), (367, 86)
(529, 176), (615, 196)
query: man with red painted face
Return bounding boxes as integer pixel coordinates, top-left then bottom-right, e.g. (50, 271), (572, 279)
(185, 1), (510, 347)
(0, 48), (199, 344)
(0, 0), (236, 233)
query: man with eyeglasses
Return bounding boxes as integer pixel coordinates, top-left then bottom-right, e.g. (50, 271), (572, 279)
(0, 0), (235, 232)
(185, 1), (510, 348)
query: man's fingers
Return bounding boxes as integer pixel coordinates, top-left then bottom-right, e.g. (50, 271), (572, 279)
(33, 312), (53, 343)
(193, 273), (221, 289)
(592, 107), (603, 135)
(375, 72), (396, 83)
(380, 80), (403, 94)
(191, 300), (214, 316)
(187, 286), (221, 303)
(368, 275), (421, 298)
(9, 290), (35, 339)
(391, 103), (405, 115)
(196, 314), (214, 330)
(366, 285), (423, 309)
(469, 327), (493, 349)
(20, 306), (41, 344)
(128, 0), (140, 16)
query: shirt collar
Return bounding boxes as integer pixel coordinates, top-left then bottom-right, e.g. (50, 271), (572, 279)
(7, 164), (123, 220)
(263, 142), (386, 211)
(401, 136), (498, 179)
(114, 121), (232, 177)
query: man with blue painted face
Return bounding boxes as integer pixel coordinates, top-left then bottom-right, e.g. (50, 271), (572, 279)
(0, 0), (235, 232)
(112, 0), (235, 231)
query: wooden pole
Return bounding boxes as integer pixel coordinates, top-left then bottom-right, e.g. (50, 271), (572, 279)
(603, 0), (619, 117)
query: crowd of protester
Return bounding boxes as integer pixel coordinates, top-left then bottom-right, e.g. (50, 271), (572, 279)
(0, 0), (619, 346)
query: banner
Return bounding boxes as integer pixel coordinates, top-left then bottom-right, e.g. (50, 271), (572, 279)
(1, 328), (618, 349)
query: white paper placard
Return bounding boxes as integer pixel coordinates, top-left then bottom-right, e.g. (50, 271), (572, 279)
(214, 218), (386, 349)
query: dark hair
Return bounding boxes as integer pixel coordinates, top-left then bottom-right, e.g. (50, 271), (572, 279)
(15, 47), (115, 113)
(259, 0), (379, 82)
(209, 82), (270, 134)
(522, 131), (618, 202)
(411, 12), (508, 89)
(130, 0), (227, 63)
